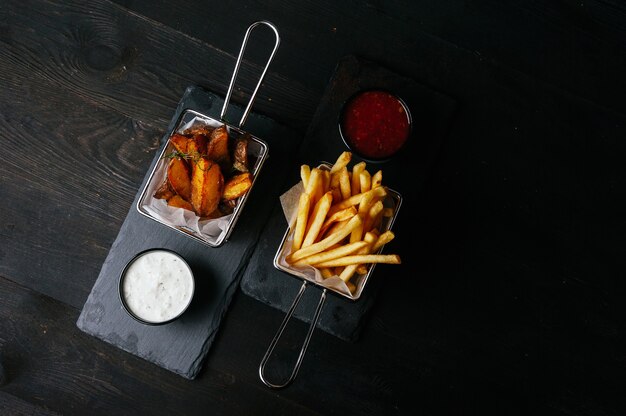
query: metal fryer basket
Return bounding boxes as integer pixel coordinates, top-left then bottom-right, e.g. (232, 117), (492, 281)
(136, 21), (280, 247)
(259, 163), (402, 388)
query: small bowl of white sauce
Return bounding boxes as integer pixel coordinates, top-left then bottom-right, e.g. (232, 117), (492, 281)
(119, 249), (195, 325)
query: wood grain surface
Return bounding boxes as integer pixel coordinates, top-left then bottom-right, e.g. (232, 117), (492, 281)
(1, 0), (625, 414)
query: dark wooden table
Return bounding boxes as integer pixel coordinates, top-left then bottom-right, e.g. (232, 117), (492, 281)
(1, 1), (625, 414)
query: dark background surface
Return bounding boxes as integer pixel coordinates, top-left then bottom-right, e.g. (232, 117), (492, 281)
(1, 0), (625, 415)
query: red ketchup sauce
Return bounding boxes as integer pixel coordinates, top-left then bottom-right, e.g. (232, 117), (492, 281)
(341, 90), (411, 160)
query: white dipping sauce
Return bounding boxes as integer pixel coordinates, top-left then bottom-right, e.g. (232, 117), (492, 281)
(122, 250), (194, 323)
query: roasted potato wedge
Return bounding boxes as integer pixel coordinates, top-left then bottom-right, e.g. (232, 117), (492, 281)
(191, 157), (224, 217)
(207, 125), (231, 170)
(170, 133), (191, 154)
(233, 135), (249, 172)
(191, 134), (209, 156)
(167, 194), (193, 211)
(184, 124), (215, 137)
(167, 158), (192, 201)
(222, 172), (253, 201)
(154, 180), (175, 200)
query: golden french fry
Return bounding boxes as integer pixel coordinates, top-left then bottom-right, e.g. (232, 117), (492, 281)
(300, 165), (311, 189)
(287, 215), (362, 263)
(314, 254), (401, 268)
(320, 268), (334, 279)
(373, 230), (395, 252)
(357, 190), (375, 216)
(351, 162), (366, 196)
(329, 171), (342, 202)
(339, 263), (359, 282)
(339, 167), (351, 200)
(349, 221), (364, 243)
(364, 231), (378, 243)
(328, 186), (387, 216)
(302, 192), (333, 247)
(318, 207), (357, 237)
(383, 207), (394, 217)
(365, 201), (384, 231)
(323, 218), (350, 239)
(372, 170), (382, 188)
(334, 266), (345, 276)
(346, 281), (356, 294)
(340, 232), (377, 281)
(359, 170), (371, 193)
(321, 170), (331, 193)
(292, 193), (311, 251)
(305, 168), (323, 206)
(356, 265), (368, 275)
(330, 151), (352, 174)
(293, 241), (369, 266)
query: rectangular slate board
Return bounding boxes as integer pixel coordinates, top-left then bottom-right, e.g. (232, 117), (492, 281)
(77, 86), (301, 379)
(240, 55), (457, 342)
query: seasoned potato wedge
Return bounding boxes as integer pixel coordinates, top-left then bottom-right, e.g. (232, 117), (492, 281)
(184, 125), (215, 137)
(170, 134), (191, 154)
(167, 194), (193, 211)
(167, 158), (192, 201)
(207, 126), (231, 169)
(190, 134), (209, 156)
(233, 135), (249, 172)
(154, 180), (175, 200)
(222, 172), (253, 201)
(157, 123), (256, 220)
(191, 157), (224, 217)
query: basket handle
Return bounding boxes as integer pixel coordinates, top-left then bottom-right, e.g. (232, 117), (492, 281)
(220, 21), (280, 128)
(259, 281), (327, 389)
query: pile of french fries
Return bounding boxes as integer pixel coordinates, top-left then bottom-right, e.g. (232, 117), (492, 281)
(285, 151), (401, 294)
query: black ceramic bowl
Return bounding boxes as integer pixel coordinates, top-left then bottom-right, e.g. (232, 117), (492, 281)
(338, 89), (412, 163)
(118, 248), (195, 325)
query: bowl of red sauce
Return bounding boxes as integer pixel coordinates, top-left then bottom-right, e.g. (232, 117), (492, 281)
(339, 90), (412, 162)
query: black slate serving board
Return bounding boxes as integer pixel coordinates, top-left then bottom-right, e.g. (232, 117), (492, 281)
(77, 86), (301, 379)
(241, 55), (457, 342)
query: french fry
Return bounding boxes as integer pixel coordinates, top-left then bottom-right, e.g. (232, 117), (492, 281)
(349, 221), (364, 244)
(359, 170), (371, 193)
(287, 214), (362, 263)
(373, 230), (395, 252)
(292, 193), (311, 251)
(293, 241), (368, 266)
(329, 171), (342, 202)
(321, 170), (331, 193)
(383, 207), (394, 217)
(302, 192), (333, 247)
(319, 207), (357, 237)
(340, 232), (377, 282)
(306, 168), (323, 205)
(357, 190), (375, 216)
(320, 268), (334, 279)
(313, 254), (401, 268)
(323, 218), (350, 239)
(346, 281), (356, 294)
(300, 165), (311, 189)
(365, 200), (384, 232)
(356, 265), (368, 275)
(339, 167), (351, 200)
(330, 151), (352, 174)
(328, 186), (387, 216)
(351, 162), (366, 195)
(372, 170), (382, 188)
